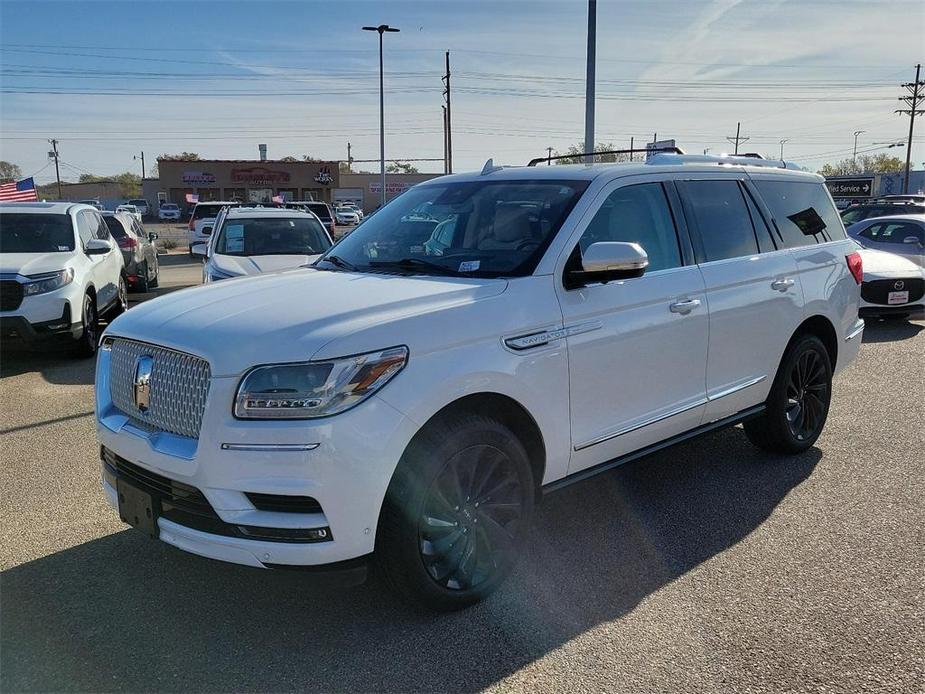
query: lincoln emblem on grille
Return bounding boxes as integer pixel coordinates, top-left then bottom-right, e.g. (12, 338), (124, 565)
(133, 355), (154, 413)
(894, 280), (905, 291)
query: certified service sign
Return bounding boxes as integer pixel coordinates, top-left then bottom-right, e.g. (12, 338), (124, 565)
(825, 178), (873, 198)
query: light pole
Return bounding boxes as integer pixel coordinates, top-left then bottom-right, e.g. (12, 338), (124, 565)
(583, 0), (597, 163)
(853, 130), (865, 164)
(133, 152), (145, 179)
(362, 24), (400, 208)
(779, 139), (790, 160)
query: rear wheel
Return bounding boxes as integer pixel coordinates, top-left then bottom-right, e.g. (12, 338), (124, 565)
(744, 334), (832, 454)
(136, 261), (150, 293)
(149, 258), (159, 288)
(109, 275), (128, 318)
(377, 414), (534, 611)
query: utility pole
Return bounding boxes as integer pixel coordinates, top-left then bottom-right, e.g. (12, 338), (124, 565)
(442, 107), (448, 174)
(346, 142), (352, 173)
(442, 51), (453, 174)
(48, 139), (62, 199)
(133, 151), (145, 179)
(583, 0), (596, 163)
(546, 146), (553, 166)
(726, 122), (749, 155)
(896, 63), (924, 194)
(779, 139), (790, 160)
(852, 130), (865, 164)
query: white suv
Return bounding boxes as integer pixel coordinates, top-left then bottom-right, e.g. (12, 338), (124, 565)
(1, 202), (127, 356)
(95, 155), (863, 610)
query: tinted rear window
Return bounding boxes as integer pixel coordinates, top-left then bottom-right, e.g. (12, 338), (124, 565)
(307, 203), (333, 221)
(193, 204), (229, 220)
(0, 214), (75, 252)
(754, 180), (846, 248)
(678, 180), (759, 262)
(103, 216), (129, 239)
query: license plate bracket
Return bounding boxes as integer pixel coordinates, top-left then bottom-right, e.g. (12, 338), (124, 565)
(117, 478), (160, 538)
(887, 290), (910, 305)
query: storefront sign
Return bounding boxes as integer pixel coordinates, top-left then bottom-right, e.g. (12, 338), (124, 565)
(825, 178), (874, 198)
(314, 166), (334, 185)
(369, 182), (411, 194)
(231, 167), (292, 185)
(182, 171), (216, 184)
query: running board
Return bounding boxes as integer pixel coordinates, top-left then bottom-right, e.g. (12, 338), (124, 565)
(542, 404), (766, 495)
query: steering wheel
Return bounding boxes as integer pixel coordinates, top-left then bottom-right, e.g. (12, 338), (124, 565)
(516, 239), (541, 252)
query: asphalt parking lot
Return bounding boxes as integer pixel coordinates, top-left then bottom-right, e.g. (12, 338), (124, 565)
(1, 257), (923, 693)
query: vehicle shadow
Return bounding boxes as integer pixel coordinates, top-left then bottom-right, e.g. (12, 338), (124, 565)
(0, 350), (95, 385)
(1, 427), (820, 693)
(861, 319), (924, 343)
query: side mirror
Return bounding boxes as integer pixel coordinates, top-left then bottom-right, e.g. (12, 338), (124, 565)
(202, 226), (213, 236)
(148, 232), (159, 241)
(85, 238), (113, 255)
(566, 241), (648, 288)
(903, 236), (922, 245)
(191, 242), (209, 257)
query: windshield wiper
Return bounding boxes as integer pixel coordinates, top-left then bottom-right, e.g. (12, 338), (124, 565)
(317, 254), (358, 271)
(368, 257), (463, 276)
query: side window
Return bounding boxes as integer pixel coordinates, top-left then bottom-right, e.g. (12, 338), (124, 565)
(75, 211), (94, 247)
(741, 185), (777, 253)
(578, 182), (682, 272)
(93, 213), (110, 240)
(678, 180), (758, 262)
(864, 222), (924, 244)
(754, 180), (847, 248)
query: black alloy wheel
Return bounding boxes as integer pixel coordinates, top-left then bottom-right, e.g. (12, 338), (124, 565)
(74, 294), (99, 357)
(418, 444), (525, 592)
(137, 261), (150, 293)
(785, 349), (829, 442)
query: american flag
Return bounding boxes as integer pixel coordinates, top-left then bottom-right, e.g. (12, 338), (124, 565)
(272, 194), (284, 203)
(0, 177), (38, 202)
(185, 193), (199, 204)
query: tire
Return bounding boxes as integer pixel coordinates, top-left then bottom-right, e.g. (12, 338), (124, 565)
(376, 413), (535, 611)
(109, 275), (128, 318)
(136, 262), (150, 293)
(149, 259), (159, 288)
(73, 293), (100, 358)
(744, 333), (832, 454)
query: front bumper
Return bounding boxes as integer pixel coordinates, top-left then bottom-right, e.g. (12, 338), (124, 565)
(0, 304), (80, 348)
(96, 350), (419, 568)
(859, 304), (925, 318)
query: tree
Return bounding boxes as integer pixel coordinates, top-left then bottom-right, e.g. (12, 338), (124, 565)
(386, 161), (419, 174)
(0, 160), (22, 183)
(818, 153), (906, 177)
(279, 156), (300, 162)
(159, 152), (201, 161)
(553, 142), (631, 165)
(76, 171), (142, 197)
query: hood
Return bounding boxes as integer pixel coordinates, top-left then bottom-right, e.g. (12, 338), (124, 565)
(105, 268), (507, 376)
(0, 252), (74, 276)
(857, 248), (924, 277)
(212, 253), (321, 276)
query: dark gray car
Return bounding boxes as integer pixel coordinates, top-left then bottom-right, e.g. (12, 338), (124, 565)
(102, 212), (159, 292)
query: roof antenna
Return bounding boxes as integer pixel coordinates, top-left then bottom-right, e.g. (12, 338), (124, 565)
(481, 158), (503, 175)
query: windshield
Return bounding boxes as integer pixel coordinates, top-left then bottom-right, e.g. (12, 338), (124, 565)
(317, 179), (588, 278)
(841, 205), (924, 224)
(162, 204), (178, 210)
(129, 199), (146, 206)
(307, 204), (332, 221)
(215, 216), (332, 256)
(194, 204), (232, 220)
(0, 214), (75, 253)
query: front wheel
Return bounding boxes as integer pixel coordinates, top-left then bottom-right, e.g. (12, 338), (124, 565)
(73, 294), (99, 358)
(744, 334), (832, 454)
(376, 414), (535, 611)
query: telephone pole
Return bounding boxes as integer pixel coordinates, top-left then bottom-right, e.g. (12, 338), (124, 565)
(852, 130), (865, 163)
(896, 63), (924, 194)
(442, 107), (449, 174)
(583, 0), (597, 163)
(726, 122), (749, 155)
(346, 142), (352, 173)
(546, 146), (553, 165)
(629, 136), (634, 161)
(442, 50), (453, 174)
(48, 139), (62, 199)
(133, 151), (145, 179)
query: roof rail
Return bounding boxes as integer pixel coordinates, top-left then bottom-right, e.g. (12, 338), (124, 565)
(646, 153), (803, 170)
(526, 146), (684, 167)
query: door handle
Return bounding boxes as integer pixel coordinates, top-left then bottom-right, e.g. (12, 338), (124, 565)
(771, 278), (795, 292)
(669, 298), (701, 314)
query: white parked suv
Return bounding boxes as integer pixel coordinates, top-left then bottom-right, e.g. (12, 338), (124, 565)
(187, 201), (239, 257)
(1, 202), (127, 356)
(95, 155), (863, 610)
(197, 207), (333, 282)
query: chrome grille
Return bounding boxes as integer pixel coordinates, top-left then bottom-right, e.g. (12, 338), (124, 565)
(109, 338), (211, 439)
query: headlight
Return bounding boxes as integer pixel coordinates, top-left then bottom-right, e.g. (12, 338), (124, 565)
(234, 346), (408, 419)
(22, 268), (74, 296)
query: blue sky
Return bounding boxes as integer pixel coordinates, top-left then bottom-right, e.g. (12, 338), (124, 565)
(1, 0), (922, 183)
